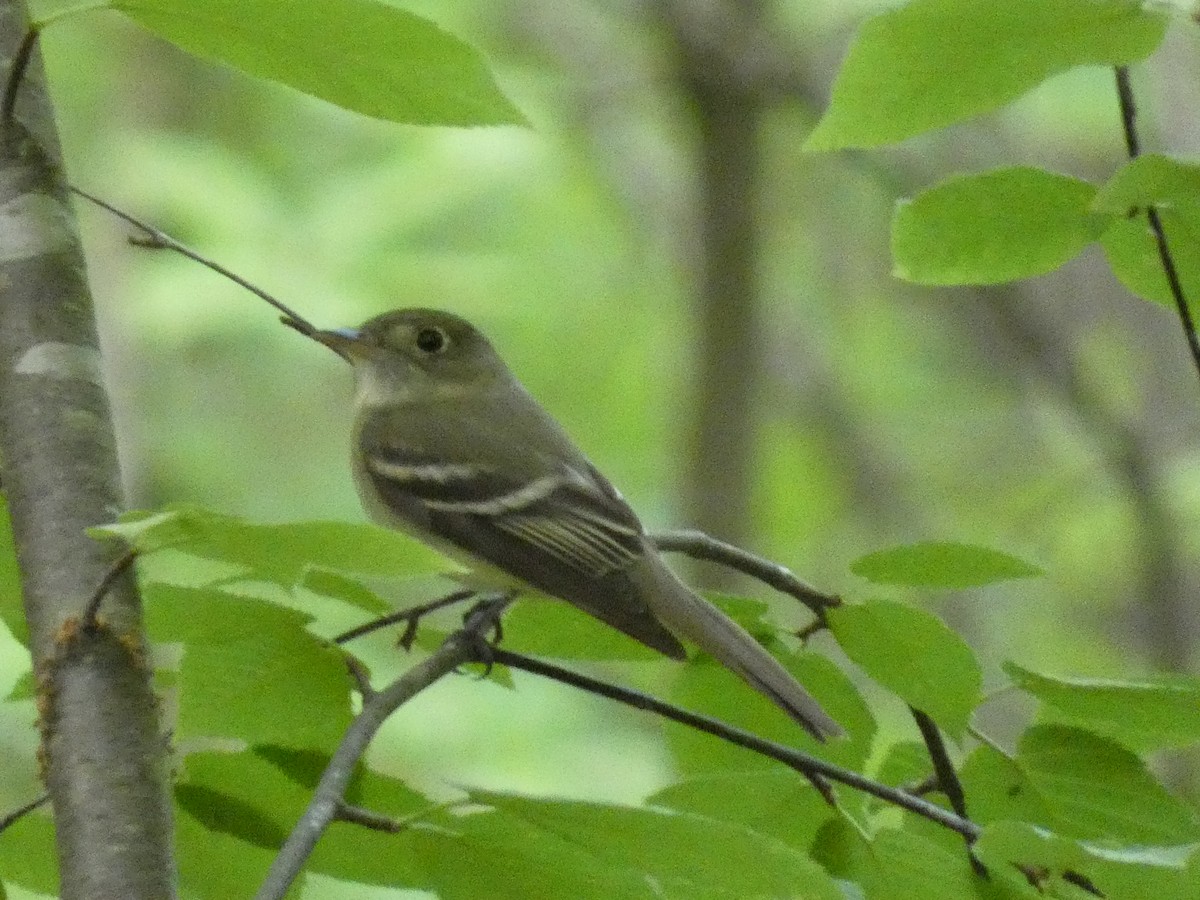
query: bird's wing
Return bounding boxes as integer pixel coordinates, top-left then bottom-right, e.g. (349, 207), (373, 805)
(360, 442), (687, 659)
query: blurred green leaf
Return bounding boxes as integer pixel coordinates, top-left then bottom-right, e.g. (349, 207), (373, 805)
(649, 771), (836, 853)
(0, 498), (25, 646)
(1006, 663), (1200, 751)
(828, 598), (980, 738)
(1101, 213), (1200, 310)
(146, 584), (352, 750)
(438, 790), (842, 899)
(960, 725), (1200, 844)
(1095, 155), (1200, 312)
(75, 0), (528, 126)
(1094, 154), (1200, 215)
(891, 168), (1102, 285)
(851, 540), (1043, 588)
(805, 0), (1166, 150)
(93, 505), (447, 583)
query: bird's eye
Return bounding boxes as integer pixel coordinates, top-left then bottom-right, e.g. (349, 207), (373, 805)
(415, 327), (448, 354)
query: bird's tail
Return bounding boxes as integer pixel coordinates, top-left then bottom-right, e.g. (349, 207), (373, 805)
(647, 565), (843, 742)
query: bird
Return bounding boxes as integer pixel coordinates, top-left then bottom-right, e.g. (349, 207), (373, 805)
(312, 308), (842, 741)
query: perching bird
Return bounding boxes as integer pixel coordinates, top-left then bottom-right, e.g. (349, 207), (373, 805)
(313, 308), (841, 740)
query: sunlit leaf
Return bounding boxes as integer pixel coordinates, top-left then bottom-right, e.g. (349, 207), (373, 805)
(960, 725), (1200, 844)
(1006, 663), (1200, 751)
(828, 598), (980, 738)
(806, 0), (1166, 150)
(93, 506), (447, 583)
(649, 771), (836, 853)
(76, 0), (528, 126)
(146, 584), (352, 750)
(851, 540), (1042, 588)
(417, 790), (843, 899)
(1095, 155), (1200, 312)
(892, 169), (1102, 285)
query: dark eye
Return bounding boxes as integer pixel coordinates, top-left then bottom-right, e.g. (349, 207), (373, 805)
(415, 327), (448, 354)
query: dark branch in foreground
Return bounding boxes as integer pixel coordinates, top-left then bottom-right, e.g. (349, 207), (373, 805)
(910, 707), (987, 877)
(491, 646), (979, 840)
(1113, 66), (1200, 384)
(332, 588), (476, 647)
(254, 595), (514, 900)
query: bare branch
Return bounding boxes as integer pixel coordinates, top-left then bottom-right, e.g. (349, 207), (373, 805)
(254, 595), (514, 900)
(490, 647), (979, 840)
(652, 529), (838, 618)
(68, 187), (318, 336)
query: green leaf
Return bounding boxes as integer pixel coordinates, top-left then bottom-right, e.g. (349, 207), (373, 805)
(892, 169), (1102, 285)
(1095, 156), (1200, 312)
(960, 725), (1200, 844)
(805, 0), (1167, 150)
(176, 748), (427, 897)
(146, 584), (352, 750)
(88, 0), (525, 126)
(816, 824), (991, 899)
(0, 498), (26, 646)
(828, 598), (981, 738)
(649, 771), (837, 853)
(976, 821), (1200, 900)
(851, 540), (1043, 588)
(1006, 663), (1200, 751)
(667, 648), (873, 775)
(0, 809), (58, 896)
(94, 506), (447, 583)
(440, 790), (842, 899)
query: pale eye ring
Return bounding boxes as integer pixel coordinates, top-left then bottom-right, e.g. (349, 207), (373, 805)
(415, 327), (448, 354)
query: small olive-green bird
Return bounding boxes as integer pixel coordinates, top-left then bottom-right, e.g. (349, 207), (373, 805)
(314, 309), (842, 741)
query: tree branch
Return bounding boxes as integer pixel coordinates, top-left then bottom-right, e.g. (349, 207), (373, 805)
(0, 4), (175, 897)
(254, 595), (514, 900)
(652, 528), (838, 618)
(1113, 65), (1200, 384)
(490, 647), (979, 841)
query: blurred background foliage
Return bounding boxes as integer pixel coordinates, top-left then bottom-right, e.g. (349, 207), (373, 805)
(4, 0), (1200, 827)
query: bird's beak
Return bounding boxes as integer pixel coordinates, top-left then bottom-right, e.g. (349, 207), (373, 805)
(312, 327), (365, 363)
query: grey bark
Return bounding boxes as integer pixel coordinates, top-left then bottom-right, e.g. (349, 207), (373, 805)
(0, 3), (175, 897)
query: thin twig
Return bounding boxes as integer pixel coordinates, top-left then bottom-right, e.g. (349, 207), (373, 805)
(652, 529), (839, 617)
(0, 791), (49, 834)
(254, 595), (514, 900)
(489, 646), (980, 840)
(68, 187), (318, 335)
(334, 801), (402, 833)
(81, 547), (139, 629)
(1, 28), (38, 130)
(910, 707), (987, 877)
(1113, 66), (1200, 383)
(343, 654), (376, 701)
(332, 588), (476, 646)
